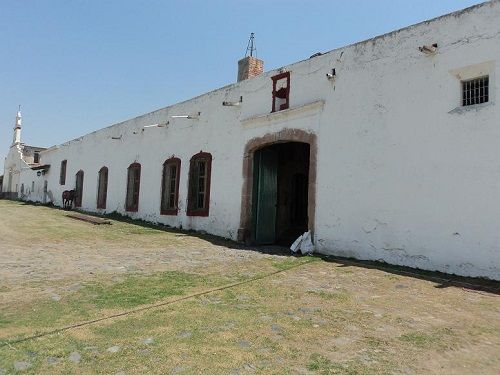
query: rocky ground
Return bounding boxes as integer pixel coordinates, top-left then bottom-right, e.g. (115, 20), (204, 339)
(0, 200), (499, 374)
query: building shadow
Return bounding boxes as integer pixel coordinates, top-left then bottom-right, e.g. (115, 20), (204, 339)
(16, 199), (500, 296)
(318, 255), (500, 296)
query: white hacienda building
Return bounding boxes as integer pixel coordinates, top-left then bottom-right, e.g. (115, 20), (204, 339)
(2, 1), (499, 280)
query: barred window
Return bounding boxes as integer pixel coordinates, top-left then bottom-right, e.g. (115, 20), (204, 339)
(126, 163), (141, 212)
(462, 76), (489, 106)
(160, 157), (181, 215)
(97, 167), (108, 209)
(75, 170), (84, 208)
(60, 160), (67, 185)
(187, 152), (212, 217)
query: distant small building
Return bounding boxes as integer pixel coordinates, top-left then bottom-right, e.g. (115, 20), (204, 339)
(2, 109), (47, 200)
(3, 1), (499, 280)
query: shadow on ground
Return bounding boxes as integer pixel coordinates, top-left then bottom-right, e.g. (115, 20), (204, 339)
(14, 199), (500, 296)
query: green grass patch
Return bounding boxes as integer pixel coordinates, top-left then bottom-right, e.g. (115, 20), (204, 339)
(271, 256), (317, 271)
(0, 313), (11, 328)
(83, 271), (202, 309)
(307, 353), (379, 374)
(308, 353), (334, 372)
(399, 328), (455, 348)
(400, 331), (439, 347)
(307, 353), (358, 374)
(307, 290), (351, 302)
(0, 271), (231, 344)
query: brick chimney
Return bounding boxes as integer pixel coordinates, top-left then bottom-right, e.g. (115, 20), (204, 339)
(237, 56), (264, 82)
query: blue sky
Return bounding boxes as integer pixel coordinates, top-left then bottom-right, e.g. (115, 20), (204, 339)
(0, 0), (481, 171)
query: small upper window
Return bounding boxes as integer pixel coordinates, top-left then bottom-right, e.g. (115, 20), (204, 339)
(126, 163), (141, 212)
(161, 157), (181, 215)
(60, 160), (67, 185)
(187, 152), (212, 217)
(462, 76), (489, 106)
(272, 71), (290, 112)
(34, 151), (40, 164)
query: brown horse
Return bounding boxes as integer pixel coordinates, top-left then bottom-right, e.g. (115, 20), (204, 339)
(62, 190), (76, 209)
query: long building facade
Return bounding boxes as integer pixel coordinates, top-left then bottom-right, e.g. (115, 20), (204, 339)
(3, 1), (500, 280)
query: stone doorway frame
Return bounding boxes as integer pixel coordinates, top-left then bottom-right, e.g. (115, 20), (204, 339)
(238, 128), (317, 243)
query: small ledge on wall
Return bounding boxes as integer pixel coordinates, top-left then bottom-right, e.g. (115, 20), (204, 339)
(448, 101), (493, 115)
(241, 100), (325, 129)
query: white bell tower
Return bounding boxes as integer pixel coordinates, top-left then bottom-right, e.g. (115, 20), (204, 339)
(12, 105), (21, 145)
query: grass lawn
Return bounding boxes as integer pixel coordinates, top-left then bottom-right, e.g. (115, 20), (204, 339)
(0, 200), (499, 374)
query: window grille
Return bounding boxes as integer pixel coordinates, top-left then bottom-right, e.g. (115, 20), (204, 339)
(161, 158), (181, 215)
(60, 160), (67, 185)
(97, 167), (108, 209)
(74, 170), (84, 208)
(462, 76), (489, 106)
(187, 152), (212, 216)
(126, 163), (141, 212)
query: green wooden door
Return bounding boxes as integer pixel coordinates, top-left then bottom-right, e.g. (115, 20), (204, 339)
(253, 147), (278, 244)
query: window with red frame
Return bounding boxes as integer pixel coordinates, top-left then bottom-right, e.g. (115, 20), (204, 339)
(160, 157), (181, 215)
(187, 152), (212, 217)
(126, 163), (141, 212)
(59, 160), (67, 185)
(97, 166), (108, 209)
(272, 71), (290, 112)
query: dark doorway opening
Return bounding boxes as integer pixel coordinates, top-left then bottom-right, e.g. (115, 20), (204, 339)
(75, 170), (84, 208)
(252, 142), (310, 245)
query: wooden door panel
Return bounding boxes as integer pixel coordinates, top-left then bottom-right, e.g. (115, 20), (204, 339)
(254, 148), (278, 244)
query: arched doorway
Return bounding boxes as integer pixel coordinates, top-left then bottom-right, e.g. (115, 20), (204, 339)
(239, 129), (317, 245)
(253, 142), (310, 244)
(75, 170), (84, 208)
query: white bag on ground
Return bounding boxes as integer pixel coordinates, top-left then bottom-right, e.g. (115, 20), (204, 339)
(290, 233), (304, 254)
(290, 231), (315, 255)
(299, 231), (315, 255)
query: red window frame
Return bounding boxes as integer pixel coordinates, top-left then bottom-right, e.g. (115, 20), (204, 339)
(75, 170), (84, 208)
(160, 157), (181, 215)
(125, 162), (141, 212)
(187, 152), (212, 217)
(97, 166), (108, 209)
(60, 160), (67, 185)
(271, 71), (290, 112)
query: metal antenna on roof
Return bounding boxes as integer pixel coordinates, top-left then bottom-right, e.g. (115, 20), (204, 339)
(245, 33), (256, 57)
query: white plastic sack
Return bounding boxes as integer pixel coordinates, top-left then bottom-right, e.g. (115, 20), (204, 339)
(290, 231), (315, 255)
(299, 231), (315, 255)
(290, 233), (304, 254)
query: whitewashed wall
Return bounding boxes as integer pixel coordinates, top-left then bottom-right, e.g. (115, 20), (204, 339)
(313, 1), (500, 280)
(2, 144), (24, 195)
(18, 166), (45, 202)
(19, 1), (500, 280)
